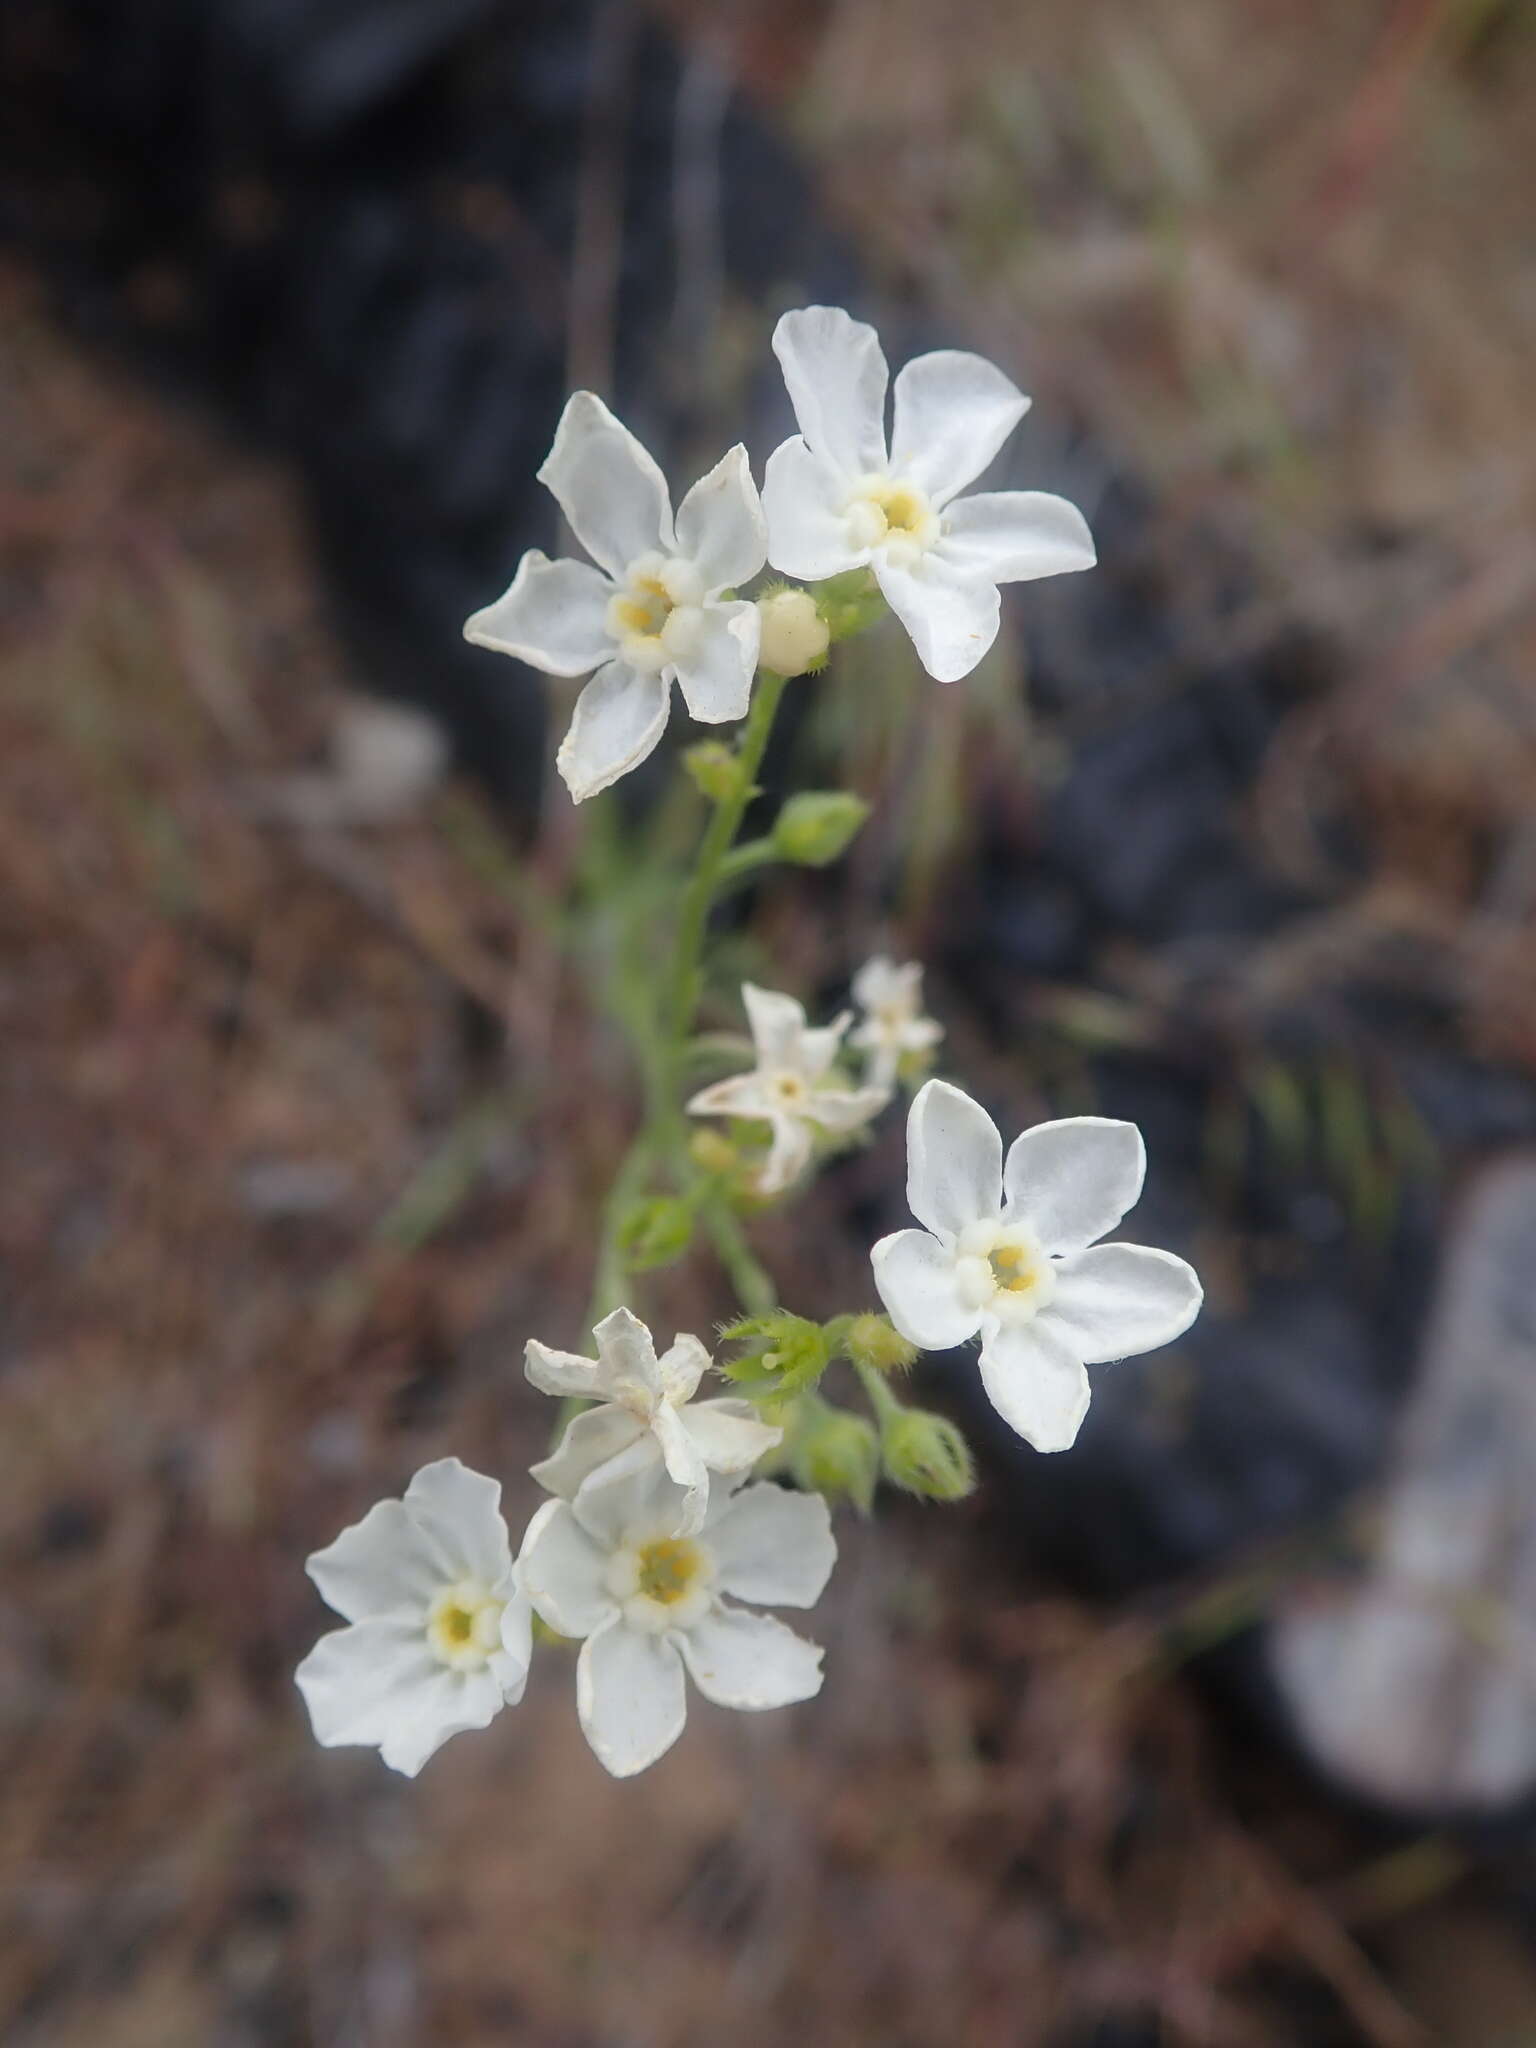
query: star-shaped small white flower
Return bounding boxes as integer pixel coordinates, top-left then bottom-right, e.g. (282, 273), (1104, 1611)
(295, 1459), (534, 1777)
(871, 1080), (1202, 1454)
(686, 983), (890, 1196)
(849, 955), (944, 1091)
(525, 1307), (780, 1536)
(762, 306), (1095, 682)
(518, 1460), (835, 1777)
(464, 392), (767, 801)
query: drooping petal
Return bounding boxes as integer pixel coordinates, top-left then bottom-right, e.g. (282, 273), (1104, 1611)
(772, 306), (889, 477)
(577, 1618), (688, 1777)
(1043, 1243), (1203, 1364)
(398, 1459), (514, 1592)
(706, 1482), (835, 1608)
(762, 437), (864, 583)
(870, 1228), (982, 1351)
(977, 1318), (1093, 1454)
(528, 1403), (642, 1499)
(679, 1399), (783, 1479)
(905, 1078), (1003, 1241)
(889, 350), (1030, 506)
(679, 1606), (824, 1710)
(462, 549), (615, 676)
(536, 390), (672, 579)
(670, 601), (758, 725)
(673, 443), (768, 591)
(296, 1618), (504, 1776)
(655, 1334), (711, 1405)
(517, 1500), (617, 1639)
(1002, 1116), (1146, 1256)
(556, 659), (670, 803)
(305, 1499), (439, 1623)
(742, 983), (809, 1067)
(650, 1400), (712, 1535)
(803, 1082), (891, 1134)
(935, 491), (1096, 584)
(758, 1111), (813, 1195)
(686, 1070), (777, 1123)
(873, 555), (1002, 684)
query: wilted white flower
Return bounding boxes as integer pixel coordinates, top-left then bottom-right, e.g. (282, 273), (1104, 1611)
(525, 1306), (780, 1536)
(296, 1459), (533, 1777)
(518, 1460), (835, 1777)
(687, 982), (889, 1195)
(762, 306), (1095, 682)
(871, 1080), (1201, 1454)
(849, 955), (944, 1091)
(464, 392), (767, 801)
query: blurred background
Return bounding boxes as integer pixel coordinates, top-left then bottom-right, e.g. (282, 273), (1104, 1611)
(2, 1), (1536, 2041)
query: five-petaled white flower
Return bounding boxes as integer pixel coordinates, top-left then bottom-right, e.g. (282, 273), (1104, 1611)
(687, 982), (889, 1196)
(850, 955), (944, 1092)
(525, 1306), (781, 1536)
(518, 1460), (835, 1777)
(296, 1459), (533, 1777)
(762, 306), (1096, 682)
(871, 1080), (1202, 1454)
(464, 392), (767, 802)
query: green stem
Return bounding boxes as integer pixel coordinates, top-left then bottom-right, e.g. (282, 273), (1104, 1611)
(854, 1359), (904, 1427)
(700, 1199), (776, 1315)
(714, 837), (778, 888)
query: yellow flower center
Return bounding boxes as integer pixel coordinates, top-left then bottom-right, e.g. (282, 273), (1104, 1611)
(606, 553), (706, 675)
(989, 1242), (1048, 1295)
(845, 475), (939, 560)
(426, 1579), (503, 1670)
(636, 1537), (704, 1605)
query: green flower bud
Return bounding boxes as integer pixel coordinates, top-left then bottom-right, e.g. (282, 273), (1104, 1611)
(616, 1194), (694, 1272)
(756, 587), (830, 677)
(719, 1311), (831, 1397)
(771, 791), (870, 868)
(843, 1312), (919, 1375)
(793, 1406), (880, 1514)
(880, 1407), (976, 1502)
(683, 740), (750, 804)
(688, 1128), (740, 1178)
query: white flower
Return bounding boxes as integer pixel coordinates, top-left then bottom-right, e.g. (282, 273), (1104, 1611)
(687, 982), (890, 1195)
(871, 1079), (1202, 1454)
(295, 1459), (533, 1777)
(762, 306), (1096, 682)
(849, 955), (944, 1091)
(464, 392), (767, 802)
(518, 1460), (835, 1777)
(525, 1306), (781, 1536)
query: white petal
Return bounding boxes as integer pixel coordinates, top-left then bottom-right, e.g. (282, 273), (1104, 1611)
(305, 1499), (438, 1623)
(871, 1228), (982, 1351)
(1002, 1116), (1146, 1255)
(462, 549), (615, 676)
(528, 1403), (642, 1498)
(402, 1459), (513, 1590)
(762, 436), (864, 582)
(655, 1334), (710, 1405)
(1043, 1243), (1203, 1364)
(680, 1399), (782, 1477)
(493, 1580), (534, 1705)
(536, 390), (671, 578)
(592, 1306), (665, 1398)
(672, 443), (768, 591)
(679, 1605), (824, 1710)
(889, 350), (1029, 506)
(705, 1482), (835, 1608)
(905, 1077), (1003, 1240)
(874, 555), (1001, 684)
(577, 1618), (687, 1776)
(686, 1070), (776, 1122)
(295, 1618), (503, 1776)
(935, 491), (1096, 584)
(570, 1454), (685, 1551)
(804, 1083), (890, 1134)
(772, 306), (889, 477)
(852, 955), (919, 1013)
(797, 1012), (853, 1080)
(524, 1340), (605, 1402)
(758, 1112), (813, 1195)
(977, 1319), (1093, 1454)
(517, 1499), (616, 1639)
(556, 659), (670, 803)
(671, 601), (758, 724)
(651, 1401), (712, 1535)
(742, 983), (809, 1066)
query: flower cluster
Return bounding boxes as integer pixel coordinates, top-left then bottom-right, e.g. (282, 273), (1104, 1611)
(299, 307), (1205, 1789)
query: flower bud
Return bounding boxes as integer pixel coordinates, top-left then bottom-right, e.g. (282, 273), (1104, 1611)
(771, 791), (870, 868)
(794, 1406), (880, 1514)
(683, 740), (749, 804)
(616, 1194), (694, 1272)
(880, 1407), (976, 1502)
(756, 587), (830, 677)
(843, 1312), (919, 1375)
(688, 1128), (740, 1178)
(719, 1312), (831, 1397)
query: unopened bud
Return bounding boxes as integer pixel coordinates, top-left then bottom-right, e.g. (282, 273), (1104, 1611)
(756, 587), (830, 677)
(794, 1407), (880, 1514)
(771, 791), (870, 868)
(616, 1194), (694, 1272)
(843, 1312), (919, 1375)
(683, 740), (748, 804)
(881, 1407), (976, 1502)
(719, 1311), (831, 1397)
(689, 1128), (740, 1178)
